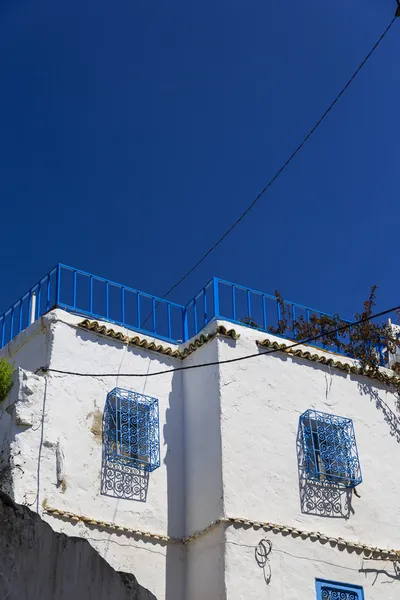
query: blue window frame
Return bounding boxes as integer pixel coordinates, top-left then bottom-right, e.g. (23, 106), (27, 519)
(103, 387), (160, 472)
(300, 409), (362, 488)
(316, 579), (364, 599)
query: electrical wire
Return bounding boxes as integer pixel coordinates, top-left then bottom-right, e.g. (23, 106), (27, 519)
(157, 16), (397, 300)
(139, 15), (397, 331)
(40, 302), (400, 379)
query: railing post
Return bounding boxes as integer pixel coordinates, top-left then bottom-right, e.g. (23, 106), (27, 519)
(10, 308), (15, 339)
(291, 304), (297, 338)
(232, 285), (236, 322)
(73, 270), (77, 309)
(56, 264), (61, 307)
(46, 274), (51, 312)
(1, 317), (5, 349)
(193, 298), (198, 334)
(137, 293), (141, 328)
(121, 288), (125, 325)
(19, 301), (23, 334)
(167, 304), (172, 339)
(378, 342), (385, 367)
(262, 295), (267, 331)
(30, 292), (37, 325)
(152, 298), (156, 335)
(183, 307), (189, 342)
(213, 278), (220, 319)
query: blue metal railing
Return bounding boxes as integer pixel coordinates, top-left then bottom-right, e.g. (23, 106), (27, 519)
(0, 264), (185, 348)
(0, 265), (387, 364)
(0, 266), (59, 349)
(183, 279), (216, 340)
(180, 278), (386, 363)
(55, 264), (185, 344)
(184, 277), (352, 343)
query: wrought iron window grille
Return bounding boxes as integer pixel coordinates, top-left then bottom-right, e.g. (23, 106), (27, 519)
(103, 388), (160, 473)
(300, 410), (362, 489)
(316, 579), (364, 599)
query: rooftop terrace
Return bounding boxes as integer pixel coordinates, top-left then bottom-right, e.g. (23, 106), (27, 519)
(0, 264), (380, 363)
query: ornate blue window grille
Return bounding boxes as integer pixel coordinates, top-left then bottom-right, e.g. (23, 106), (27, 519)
(300, 410), (362, 488)
(103, 388), (160, 472)
(316, 579), (364, 599)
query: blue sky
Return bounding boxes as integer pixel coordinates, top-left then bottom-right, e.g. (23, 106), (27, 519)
(0, 0), (399, 322)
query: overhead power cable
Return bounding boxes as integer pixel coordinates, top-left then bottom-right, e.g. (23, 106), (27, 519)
(140, 15), (397, 331)
(160, 16), (397, 300)
(41, 302), (400, 379)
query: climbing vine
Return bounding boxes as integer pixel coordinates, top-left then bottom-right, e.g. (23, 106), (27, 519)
(0, 358), (13, 403)
(241, 286), (400, 390)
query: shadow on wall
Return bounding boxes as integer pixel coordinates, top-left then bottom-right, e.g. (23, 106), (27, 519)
(359, 562), (400, 584)
(296, 425), (354, 519)
(101, 450), (149, 502)
(165, 371), (185, 600)
(356, 377), (400, 444)
(255, 539), (272, 585)
(0, 491), (157, 600)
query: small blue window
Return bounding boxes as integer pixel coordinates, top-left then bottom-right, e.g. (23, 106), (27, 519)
(300, 409), (362, 488)
(103, 388), (160, 472)
(316, 579), (364, 599)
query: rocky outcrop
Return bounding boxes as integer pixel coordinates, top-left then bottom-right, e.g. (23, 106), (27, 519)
(0, 492), (156, 600)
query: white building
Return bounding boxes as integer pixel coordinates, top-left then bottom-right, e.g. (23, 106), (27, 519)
(1, 264), (400, 599)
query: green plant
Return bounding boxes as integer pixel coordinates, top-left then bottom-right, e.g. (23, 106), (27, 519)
(0, 358), (13, 402)
(240, 316), (261, 329)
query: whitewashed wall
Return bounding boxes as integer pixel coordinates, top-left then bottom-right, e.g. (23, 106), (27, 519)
(224, 525), (400, 600)
(0, 313), (51, 372)
(182, 334), (224, 600)
(217, 322), (400, 599)
(2, 310), (400, 599)
(1, 311), (185, 600)
(186, 527), (226, 600)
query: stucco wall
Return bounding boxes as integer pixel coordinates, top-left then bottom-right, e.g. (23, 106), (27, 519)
(217, 322), (400, 598)
(224, 525), (400, 600)
(186, 527), (226, 600)
(1, 311), (185, 600)
(2, 310), (400, 599)
(0, 314), (51, 373)
(183, 334), (223, 534)
(182, 333), (224, 599)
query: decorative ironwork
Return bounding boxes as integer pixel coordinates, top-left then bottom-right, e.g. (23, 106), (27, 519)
(321, 589), (358, 599)
(316, 580), (363, 600)
(103, 388), (160, 473)
(297, 421), (353, 518)
(300, 410), (362, 488)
